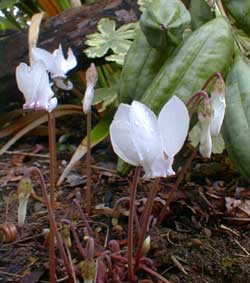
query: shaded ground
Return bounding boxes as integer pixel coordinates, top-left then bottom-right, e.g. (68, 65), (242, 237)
(0, 137), (250, 282)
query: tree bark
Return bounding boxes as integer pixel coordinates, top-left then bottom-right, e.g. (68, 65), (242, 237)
(0, 0), (139, 108)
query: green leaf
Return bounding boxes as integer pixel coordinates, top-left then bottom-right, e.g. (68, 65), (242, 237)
(189, 123), (225, 154)
(0, 0), (17, 9)
(105, 54), (125, 65)
(189, 0), (215, 30)
(92, 88), (117, 107)
(56, 0), (71, 10)
(84, 18), (137, 63)
(0, 16), (18, 30)
(137, 0), (153, 12)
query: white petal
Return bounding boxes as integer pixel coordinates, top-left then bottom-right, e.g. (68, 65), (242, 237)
(199, 120), (212, 158)
(52, 45), (77, 78)
(143, 155), (174, 179)
(164, 156), (175, 176)
(158, 96), (190, 157)
(47, 97), (58, 112)
(16, 61), (46, 110)
(35, 67), (55, 111)
(55, 78), (73, 90)
(83, 85), (94, 114)
(66, 48), (77, 71)
(51, 45), (67, 78)
(31, 47), (54, 71)
(110, 104), (140, 166)
(210, 92), (226, 136)
(129, 101), (162, 165)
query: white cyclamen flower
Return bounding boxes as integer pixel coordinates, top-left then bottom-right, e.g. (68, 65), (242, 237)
(110, 96), (190, 179)
(198, 77), (226, 158)
(82, 63), (98, 114)
(16, 60), (57, 112)
(32, 44), (77, 89)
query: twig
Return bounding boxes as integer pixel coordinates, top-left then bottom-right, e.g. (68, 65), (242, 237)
(171, 255), (188, 275)
(233, 239), (250, 256)
(5, 150), (49, 158)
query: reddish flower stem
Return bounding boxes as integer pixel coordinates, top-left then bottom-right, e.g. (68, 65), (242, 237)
(140, 265), (171, 283)
(48, 111), (57, 208)
(186, 90), (209, 108)
(156, 147), (199, 227)
(110, 254), (170, 283)
(201, 72), (223, 91)
(114, 197), (141, 238)
(85, 111), (92, 215)
(61, 219), (86, 258)
(48, 111), (57, 283)
(73, 199), (93, 237)
(128, 166), (141, 282)
(134, 178), (160, 271)
(27, 167), (74, 282)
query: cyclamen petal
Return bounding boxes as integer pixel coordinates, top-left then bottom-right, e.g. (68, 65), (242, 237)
(129, 101), (162, 165)
(199, 120), (212, 158)
(143, 155), (175, 179)
(52, 45), (77, 78)
(83, 85), (94, 114)
(32, 45), (77, 79)
(110, 104), (140, 166)
(31, 47), (54, 71)
(16, 61), (44, 108)
(110, 97), (190, 179)
(158, 96), (190, 157)
(210, 92), (226, 136)
(55, 78), (73, 90)
(16, 61), (56, 112)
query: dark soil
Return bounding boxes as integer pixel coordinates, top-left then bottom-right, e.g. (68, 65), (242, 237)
(1, 139), (250, 283)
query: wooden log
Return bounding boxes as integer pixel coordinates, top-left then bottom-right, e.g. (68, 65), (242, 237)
(0, 0), (139, 109)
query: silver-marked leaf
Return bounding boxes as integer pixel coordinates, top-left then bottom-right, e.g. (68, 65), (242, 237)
(105, 53), (126, 65)
(84, 18), (137, 59)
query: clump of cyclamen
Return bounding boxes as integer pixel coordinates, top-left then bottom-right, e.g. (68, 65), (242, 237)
(16, 45), (77, 112)
(110, 96), (190, 179)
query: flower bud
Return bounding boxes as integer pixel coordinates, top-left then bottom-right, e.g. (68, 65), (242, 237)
(17, 177), (33, 226)
(83, 63), (98, 114)
(198, 99), (212, 158)
(79, 259), (97, 283)
(142, 235), (151, 257)
(61, 225), (72, 248)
